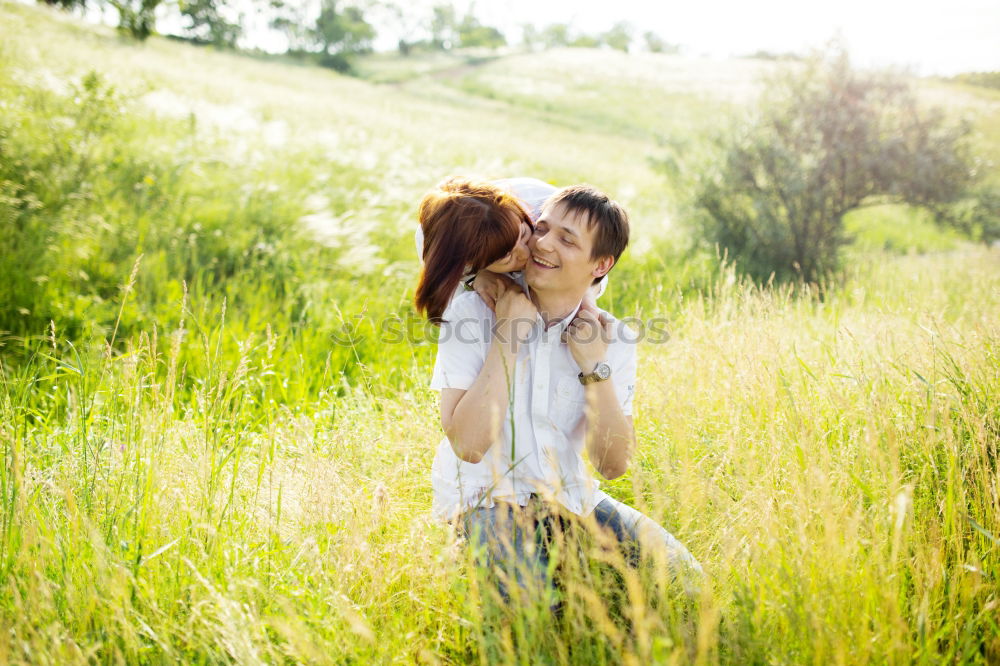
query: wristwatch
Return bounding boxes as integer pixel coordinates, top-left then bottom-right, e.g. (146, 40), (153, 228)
(578, 361), (612, 385)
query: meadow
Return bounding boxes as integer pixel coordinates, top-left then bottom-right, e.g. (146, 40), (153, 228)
(1, 2), (999, 663)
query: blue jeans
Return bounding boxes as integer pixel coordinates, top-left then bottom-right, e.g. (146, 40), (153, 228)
(460, 495), (704, 603)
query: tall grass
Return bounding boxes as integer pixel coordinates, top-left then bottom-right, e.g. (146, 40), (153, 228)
(1, 3), (999, 663)
(2, 247), (997, 663)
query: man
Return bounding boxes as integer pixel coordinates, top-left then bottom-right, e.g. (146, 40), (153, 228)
(430, 185), (702, 600)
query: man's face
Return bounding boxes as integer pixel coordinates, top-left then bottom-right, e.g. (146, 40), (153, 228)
(524, 201), (611, 293)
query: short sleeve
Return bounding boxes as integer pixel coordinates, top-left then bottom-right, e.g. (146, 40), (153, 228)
(429, 293), (491, 391)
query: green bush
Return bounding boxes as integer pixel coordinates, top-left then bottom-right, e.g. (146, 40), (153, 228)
(690, 48), (979, 283)
(939, 183), (1000, 245)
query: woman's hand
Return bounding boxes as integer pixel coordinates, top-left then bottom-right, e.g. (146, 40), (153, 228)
(563, 308), (610, 374)
(578, 295), (612, 328)
(472, 270), (516, 311)
(493, 280), (537, 353)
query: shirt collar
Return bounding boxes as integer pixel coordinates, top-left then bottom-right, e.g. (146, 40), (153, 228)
(550, 301), (583, 333)
(524, 285), (582, 334)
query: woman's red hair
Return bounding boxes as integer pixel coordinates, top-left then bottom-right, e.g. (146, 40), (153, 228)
(415, 177), (529, 323)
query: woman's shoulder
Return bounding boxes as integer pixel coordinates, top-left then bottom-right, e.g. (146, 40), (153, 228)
(495, 177), (555, 191)
(442, 289), (493, 322)
(494, 178), (558, 220)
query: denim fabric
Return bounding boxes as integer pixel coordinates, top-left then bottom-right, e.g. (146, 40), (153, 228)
(591, 496), (704, 597)
(460, 495), (703, 602)
(460, 497), (563, 605)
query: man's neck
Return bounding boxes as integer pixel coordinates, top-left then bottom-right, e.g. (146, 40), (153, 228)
(529, 286), (588, 328)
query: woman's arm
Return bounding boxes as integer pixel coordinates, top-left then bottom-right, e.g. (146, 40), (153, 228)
(439, 337), (517, 463)
(439, 282), (537, 462)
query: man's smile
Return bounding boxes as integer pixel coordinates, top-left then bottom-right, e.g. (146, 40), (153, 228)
(531, 254), (559, 269)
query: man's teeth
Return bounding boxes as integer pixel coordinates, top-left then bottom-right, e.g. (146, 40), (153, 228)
(533, 256), (557, 268)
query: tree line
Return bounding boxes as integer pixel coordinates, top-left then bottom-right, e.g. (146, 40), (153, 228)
(39, 0), (678, 71)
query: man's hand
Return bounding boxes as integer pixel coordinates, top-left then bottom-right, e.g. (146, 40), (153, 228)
(563, 308), (610, 374)
(472, 271), (516, 311)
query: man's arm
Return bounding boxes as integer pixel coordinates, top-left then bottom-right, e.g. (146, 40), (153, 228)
(565, 309), (636, 480)
(583, 383), (634, 480)
(439, 282), (537, 463)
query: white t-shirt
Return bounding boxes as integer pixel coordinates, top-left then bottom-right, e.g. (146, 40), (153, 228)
(415, 177), (608, 298)
(429, 289), (637, 521)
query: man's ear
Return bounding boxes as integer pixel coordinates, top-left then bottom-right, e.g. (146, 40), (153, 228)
(592, 256), (615, 279)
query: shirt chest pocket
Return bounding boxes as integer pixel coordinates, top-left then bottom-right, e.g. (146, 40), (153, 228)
(549, 375), (587, 432)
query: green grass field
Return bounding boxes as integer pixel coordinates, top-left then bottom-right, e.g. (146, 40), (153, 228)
(1, 2), (999, 663)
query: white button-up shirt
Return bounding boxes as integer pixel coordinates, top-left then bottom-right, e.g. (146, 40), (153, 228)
(429, 290), (637, 521)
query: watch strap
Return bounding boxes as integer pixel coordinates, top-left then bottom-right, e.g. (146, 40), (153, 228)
(578, 361), (611, 385)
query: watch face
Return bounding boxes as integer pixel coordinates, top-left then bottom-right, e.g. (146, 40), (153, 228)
(596, 363), (611, 380)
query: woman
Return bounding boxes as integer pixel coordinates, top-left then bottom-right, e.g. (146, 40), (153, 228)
(414, 176), (603, 323)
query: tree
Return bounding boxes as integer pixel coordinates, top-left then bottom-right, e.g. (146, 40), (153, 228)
(601, 21), (631, 52)
(38, 0), (87, 9)
(269, 0), (312, 52)
(179, 0), (242, 47)
(643, 30), (678, 54)
(456, 13), (505, 49)
(568, 33), (599, 48)
(105, 0), (162, 39)
(540, 23), (569, 48)
(429, 3), (457, 49)
(312, 0), (375, 70)
(315, 3), (374, 54)
(691, 47), (981, 283)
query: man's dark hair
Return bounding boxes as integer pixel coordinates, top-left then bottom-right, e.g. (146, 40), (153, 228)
(547, 185), (630, 282)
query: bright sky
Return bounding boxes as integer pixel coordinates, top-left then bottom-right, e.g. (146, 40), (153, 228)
(72, 0), (1000, 76)
(467, 0), (1000, 75)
